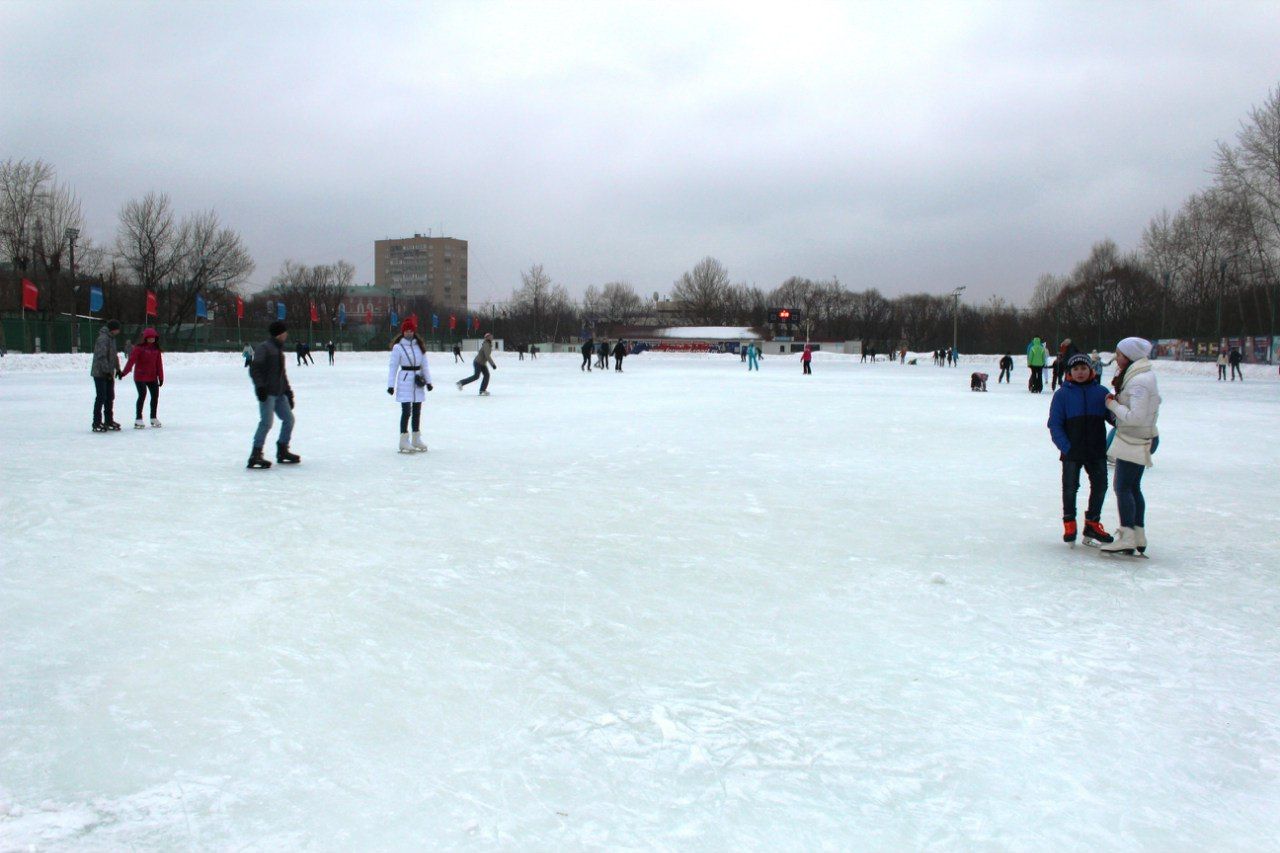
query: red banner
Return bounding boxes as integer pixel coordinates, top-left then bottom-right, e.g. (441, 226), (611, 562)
(21, 278), (38, 311)
(145, 290), (158, 317)
(449, 315), (456, 330)
(310, 301), (319, 323)
(236, 296), (244, 320)
(473, 316), (480, 330)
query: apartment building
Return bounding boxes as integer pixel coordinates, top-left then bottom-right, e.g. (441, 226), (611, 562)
(373, 234), (468, 308)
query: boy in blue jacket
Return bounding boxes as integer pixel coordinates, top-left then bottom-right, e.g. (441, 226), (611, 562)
(1047, 353), (1115, 544)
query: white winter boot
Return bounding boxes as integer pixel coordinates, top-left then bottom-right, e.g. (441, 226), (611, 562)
(150, 418), (162, 428)
(1133, 527), (1146, 554)
(399, 433), (413, 453)
(410, 431), (428, 452)
(1100, 526), (1137, 553)
(134, 419), (146, 429)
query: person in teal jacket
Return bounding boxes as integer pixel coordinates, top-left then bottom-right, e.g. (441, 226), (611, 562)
(1026, 336), (1048, 393)
(746, 342), (760, 371)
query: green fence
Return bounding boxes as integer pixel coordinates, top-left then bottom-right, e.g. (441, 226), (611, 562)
(0, 315), (468, 354)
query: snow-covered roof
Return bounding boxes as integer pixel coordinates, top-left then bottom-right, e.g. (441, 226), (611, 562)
(651, 326), (763, 340)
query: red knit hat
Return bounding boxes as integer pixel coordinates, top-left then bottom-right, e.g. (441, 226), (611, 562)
(400, 315), (418, 334)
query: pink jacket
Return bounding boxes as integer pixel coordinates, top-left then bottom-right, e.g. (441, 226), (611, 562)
(801, 347), (812, 362)
(121, 342), (164, 383)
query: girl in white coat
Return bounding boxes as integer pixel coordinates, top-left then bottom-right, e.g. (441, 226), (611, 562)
(386, 316), (433, 452)
(1101, 336), (1161, 554)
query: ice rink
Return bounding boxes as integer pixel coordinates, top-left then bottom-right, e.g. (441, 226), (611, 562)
(2, 349), (1278, 849)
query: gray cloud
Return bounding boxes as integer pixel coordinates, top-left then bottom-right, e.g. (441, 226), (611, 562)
(4, 0), (1278, 305)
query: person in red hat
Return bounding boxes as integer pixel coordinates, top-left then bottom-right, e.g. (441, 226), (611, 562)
(120, 327), (165, 428)
(387, 315), (433, 452)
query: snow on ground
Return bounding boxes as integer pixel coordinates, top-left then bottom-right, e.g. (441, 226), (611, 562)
(2, 350), (1278, 849)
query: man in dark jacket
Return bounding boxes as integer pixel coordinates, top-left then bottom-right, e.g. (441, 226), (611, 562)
(1228, 347), (1244, 381)
(247, 320), (299, 468)
(1050, 338), (1080, 390)
(580, 338), (593, 372)
(612, 339), (627, 372)
(997, 353), (1014, 383)
(90, 320), (123, 431)
(1047, 353), (1114, 544)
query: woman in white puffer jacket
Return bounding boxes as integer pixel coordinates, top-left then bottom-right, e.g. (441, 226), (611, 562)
(1101, 336), (1161, 554)
(386, 316), (433, 453)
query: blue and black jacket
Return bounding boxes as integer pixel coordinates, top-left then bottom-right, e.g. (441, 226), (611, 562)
(1047, 377), (1113, 461)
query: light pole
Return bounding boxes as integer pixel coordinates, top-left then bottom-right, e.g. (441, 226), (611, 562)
(1096, 278), (1111, 351)
(951, 286), (966, 357)
(1160, 271), (1171, 345)
(65, 227), (79, 351)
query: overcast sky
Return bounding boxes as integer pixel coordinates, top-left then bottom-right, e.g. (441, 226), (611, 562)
(4, 1), (1279, 306)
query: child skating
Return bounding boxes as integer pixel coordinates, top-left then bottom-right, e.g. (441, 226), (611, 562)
(1047, 353), (1115, 545)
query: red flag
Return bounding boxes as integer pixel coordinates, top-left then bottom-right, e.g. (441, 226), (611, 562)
(21, 278), (38, 311)
(364, 308), (373, 324)
(145, 290), (158, 317)
(310, 301), (319, 323)
(236, 296), (244, 320)
(448, 314), (456, 330)
(473, 316), (480, 330)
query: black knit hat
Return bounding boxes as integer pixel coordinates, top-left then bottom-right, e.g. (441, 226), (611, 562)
(1067, 352), (1092, 369)
(269, 320), (288, 336)
(106, 319), (121, 331)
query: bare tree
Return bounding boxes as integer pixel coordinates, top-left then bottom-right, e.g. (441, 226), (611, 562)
(671, 257), (731, 323)
(0, 158), (55, 275)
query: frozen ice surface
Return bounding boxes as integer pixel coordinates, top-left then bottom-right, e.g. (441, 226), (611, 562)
(2, 351), (1278, 849)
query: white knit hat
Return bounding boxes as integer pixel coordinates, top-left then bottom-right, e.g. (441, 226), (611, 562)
(1115, 336), (1151, 361)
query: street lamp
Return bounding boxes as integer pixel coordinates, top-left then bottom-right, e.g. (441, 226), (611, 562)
(951, 286), (966, 356)
(65, 227), (79, 351)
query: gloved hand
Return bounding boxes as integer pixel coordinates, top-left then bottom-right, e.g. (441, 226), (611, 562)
(115, 369), (123, 380)
(287, 392), (295, 409)
(158, 378), (163, 387)
(426, 383), (433, 391)
(386, 387), (394, 395)
(255, 388), (267, 402)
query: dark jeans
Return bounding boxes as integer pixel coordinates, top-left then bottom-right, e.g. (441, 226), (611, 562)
(400, 401), (422, 433)
(802, 361), (811, 374)
(253, 394), (295, 449)
(93, 376), (115, 425)
(581, 354), (592, 371)
(1231, 364), (1243, 380)
(614, 356), (623, 371)
(1029, 366), (1044, 392)
(1217, 365), (1226, 380)
(1113, 459), (1147, 528)
(1062, 457), (1107, 521)
(998, 367), (1011, 382)
(135, 380), (159, 419)
(459, 363), (490, 392)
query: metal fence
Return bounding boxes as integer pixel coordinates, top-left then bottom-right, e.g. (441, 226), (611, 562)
(0, 314), (468, 354)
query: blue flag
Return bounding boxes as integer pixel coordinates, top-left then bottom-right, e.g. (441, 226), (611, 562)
(195, 295), (207, 319)
(432, 313), (439, 329)
(276, 302), (286, 320)
(390, 310), (399, 328)
(89, 285), (104, 313)
(338, 305), (346, 326)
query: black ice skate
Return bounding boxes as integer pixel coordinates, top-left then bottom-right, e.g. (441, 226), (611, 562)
(247, 447), (272, 469)
(276, 442), (301, 464)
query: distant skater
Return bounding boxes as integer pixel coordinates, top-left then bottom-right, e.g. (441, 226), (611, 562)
(801, 344), (812, 374)
(1229, 347), (1243, 381)
(747, 342), (760, 371)
(1216, 350), (1227, 380)
(453, 343), (463, 363)
(580, 338), (594, 372)
(997, 353), (1013, 383)
(327, 341), (336, 365)
(597, 340), (609, 369)
(613, 339), (627, 372)
(458, 332), (497, 395)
